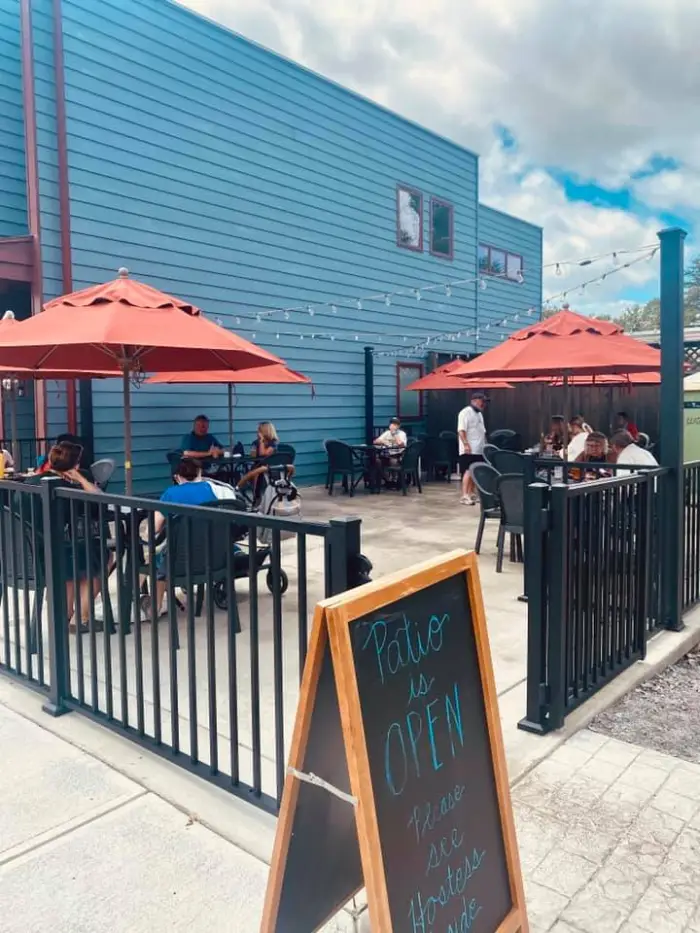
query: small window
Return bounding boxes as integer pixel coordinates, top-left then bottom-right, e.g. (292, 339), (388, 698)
(478, 244), (490, 273)
(430, 198), (454, 259)
(397, 363), (423, 420)
(478, 244), (524, 282)
(506, 252), (523, 281)
(396, 186), (423, 251)
(489, 248), (506, 275)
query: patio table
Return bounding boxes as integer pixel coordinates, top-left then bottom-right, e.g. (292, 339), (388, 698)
(350, 444), (406, 492)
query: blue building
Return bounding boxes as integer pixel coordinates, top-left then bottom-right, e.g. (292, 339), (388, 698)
(0, 0), (542, 490)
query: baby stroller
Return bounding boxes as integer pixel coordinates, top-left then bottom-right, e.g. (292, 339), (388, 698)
(212, 467), (301, 609)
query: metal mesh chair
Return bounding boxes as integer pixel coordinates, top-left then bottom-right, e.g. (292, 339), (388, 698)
(384, 441), (424, 495)
(89, 459), (116, 490)
(496, 473), (525, 573)
(470, 462), (501, 554)
(491, 449), (526, 476)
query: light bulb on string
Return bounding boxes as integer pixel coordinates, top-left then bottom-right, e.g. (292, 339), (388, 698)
(235, 316), (241, 325)
(356, 299), (362, 311)
(284, 311), (290, 320)
(255, 313), (261, 322)
(445, 284), (452, 298)
(275, 332), (280, 340)
(307, 306), (314, 316)
(414, 289), (421, 301)
(331, 305), (338, 314)
(555, 263), (562, 276)
(251, 332), (256, 339)
(612, 252), (619, 266)
(385, 294), (391, 307)
(480, 278), (487, 291)
(516, 270), (524, 284)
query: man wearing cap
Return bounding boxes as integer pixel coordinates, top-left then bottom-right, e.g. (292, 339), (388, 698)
(458, 391), (487, 505)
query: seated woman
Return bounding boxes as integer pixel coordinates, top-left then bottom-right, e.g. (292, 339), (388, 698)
(25, 441), (102, 633)
(251, 422), (279, 460)
(570, 432), (614, 481)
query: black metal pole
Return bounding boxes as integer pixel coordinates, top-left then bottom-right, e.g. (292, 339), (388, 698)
(364, 345), (374, 445)
(659, 227), (687, 631)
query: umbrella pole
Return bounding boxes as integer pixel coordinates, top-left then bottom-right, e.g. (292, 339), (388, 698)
(123, 364), (133, 496)
(563, 371), (570, 461)
(10, 383), (19, 470)
(228, 383), (234, 450)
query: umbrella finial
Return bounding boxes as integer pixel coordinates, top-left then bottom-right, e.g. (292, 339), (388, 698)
(118, 267), (129, 278)
(2, 310), (15, 321)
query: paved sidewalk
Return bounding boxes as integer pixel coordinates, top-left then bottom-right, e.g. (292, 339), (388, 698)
(516, 729), (700, 933)
(3, 682), (700, 932)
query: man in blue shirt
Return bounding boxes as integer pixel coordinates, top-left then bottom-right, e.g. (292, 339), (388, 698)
(180, 414), (223, 460)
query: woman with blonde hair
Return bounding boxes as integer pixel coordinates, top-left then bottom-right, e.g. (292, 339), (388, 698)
(251, 421), (279, 459)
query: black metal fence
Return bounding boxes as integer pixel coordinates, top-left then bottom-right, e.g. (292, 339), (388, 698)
(684, 461), (700, 611)
(0, 478), (366, 813)
(519, 468), (668, 734)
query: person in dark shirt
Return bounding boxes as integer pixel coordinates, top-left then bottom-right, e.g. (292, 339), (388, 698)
(180, 414), (223, 460)
(615, 411), (640, 441)
(251, 422), (279, 460)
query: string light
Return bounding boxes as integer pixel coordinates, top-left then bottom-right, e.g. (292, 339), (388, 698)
(331, 305), (338, 314)
(480, 278), (487, 291)
(555, 263), (562, 276)
(414, 288), (422, 301)
(516, 270), (524, 284)
(445, 284), (452, 298)
(307, 305), (314, 316)
(356, 299), (363, 311)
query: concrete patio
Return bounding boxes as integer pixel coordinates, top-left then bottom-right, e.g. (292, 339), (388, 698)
(0, 481), (532, 800)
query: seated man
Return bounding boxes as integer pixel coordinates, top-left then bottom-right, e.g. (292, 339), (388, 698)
(145, 459), (238, 617)
(373, 417), (407, 449)
(181, 414), (223, 461)
(610, 430), (658, 473)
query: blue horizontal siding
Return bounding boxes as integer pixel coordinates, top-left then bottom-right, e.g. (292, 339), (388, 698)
(476, 204), (543, 351)
(30, 0), (542, 492)
(0, 1), (28, 236)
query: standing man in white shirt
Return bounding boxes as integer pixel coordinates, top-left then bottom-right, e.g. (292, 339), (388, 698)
(610, 430), (658, 474)
(458, 391), (487, 505)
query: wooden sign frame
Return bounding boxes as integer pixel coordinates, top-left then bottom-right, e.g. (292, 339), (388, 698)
(262, 549), (529, 933)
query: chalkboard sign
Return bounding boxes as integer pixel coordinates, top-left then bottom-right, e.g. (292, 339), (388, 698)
(262, 550), (528, 933)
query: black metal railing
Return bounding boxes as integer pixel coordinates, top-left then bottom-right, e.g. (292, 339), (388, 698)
(0, 436), (50, 472)
(684, 461), (700, 611)
(519, 468), (668, 734)
(0, 478), (367, 813)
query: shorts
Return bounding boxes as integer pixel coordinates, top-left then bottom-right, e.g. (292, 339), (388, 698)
(459, 453), (484, 476)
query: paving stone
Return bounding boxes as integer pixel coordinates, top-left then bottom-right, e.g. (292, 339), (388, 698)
(667, 827), (700, 866)
(549, 924), (586, 933)
(626, 882), (695, 932)
(653, 855), (700, 903)
(649, 788), (700, 822)
(558, 822), (617, 867)
(627, 805), (685, 851)
(548, 743), (595, 771)
(664, 768), (700, 801)
(575, 755), (630, 786)
(531, 847), (597, 898)
(617, 762), (669, 794)
(597, 781), (655, 829)
(608, 834), (669, 875)
(522, 879), (569, 932)
(636, 749), (686, 773)
(562, 883), (631, 933)
(566, 730), (609, 754)
(688, 902), (700, 933)
(514, 805), (566, 874)
(592, 738), (641, 768)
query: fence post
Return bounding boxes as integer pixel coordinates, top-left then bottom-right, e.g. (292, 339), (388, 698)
(40, 478), (71, 717)
(518, 483), (551, 734)
(364, 346), (374, 445)
(546, 484), (569, 731)
(658, 227), (687, 632)
(327, 517), (371, 596)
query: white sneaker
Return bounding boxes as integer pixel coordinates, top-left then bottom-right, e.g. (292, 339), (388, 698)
(461, 494), (476, 506)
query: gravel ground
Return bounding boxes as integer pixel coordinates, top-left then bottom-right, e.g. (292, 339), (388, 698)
(590, 645), (700, 763)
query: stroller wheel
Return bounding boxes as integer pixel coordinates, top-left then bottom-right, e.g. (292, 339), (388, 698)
(266, 568), (289, 595)
(213, 581), (228, 611)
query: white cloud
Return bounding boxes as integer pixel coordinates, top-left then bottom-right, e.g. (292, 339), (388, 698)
(181, 0), (698, 311)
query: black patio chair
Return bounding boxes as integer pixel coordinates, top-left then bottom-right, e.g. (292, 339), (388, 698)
(439, 430), (459, 474)
(495, 473), (525, 573)
(140, 500), (236, 626)
(482, 443), (500, 468)
(490, 449), (526, 476)
(423, 436), (453, 481)
(326, 441), (365, 496)
(89, 458), (116, 490)
(0, 501), (45, 655)
(276, 443), (296, 462)
(490, 429), (522, 451)
(384, 441), (424, 496)
(470, 462), (501, 554)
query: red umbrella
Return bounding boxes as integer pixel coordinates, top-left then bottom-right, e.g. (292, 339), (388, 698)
(405, 359), (513, 391)
(0, 270), (284, 492)
(450, 308), (661, 456)
(146, 365), (312, 448)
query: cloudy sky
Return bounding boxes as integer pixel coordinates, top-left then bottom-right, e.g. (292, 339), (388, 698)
(183, 0), (698, 318)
